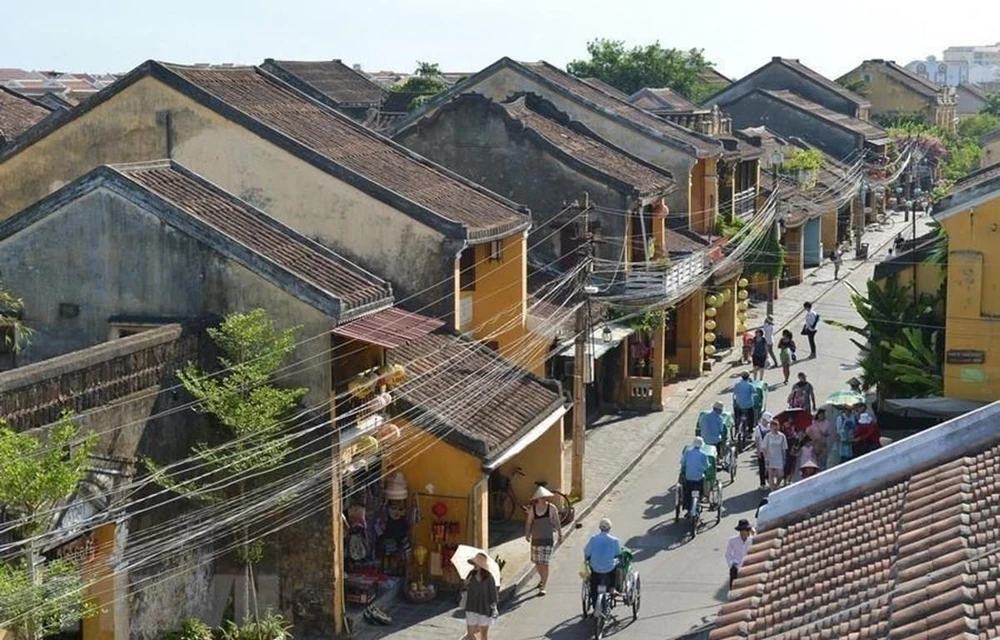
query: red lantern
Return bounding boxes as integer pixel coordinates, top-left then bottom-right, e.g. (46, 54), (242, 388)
(431, 502), (448, 519)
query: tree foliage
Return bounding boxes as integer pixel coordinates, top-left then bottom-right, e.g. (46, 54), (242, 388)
(566, 39), (714, 99)
(739, 225), (786, 278)
(957, 113), (1000, 139)
(780, 148), (825, 175)
(0, 281), (33, 352)
(389, 60), (448, 96)
(888, 123), (981, 182)
(982, 92), (1000, 118)
(0, 413), (98, 640)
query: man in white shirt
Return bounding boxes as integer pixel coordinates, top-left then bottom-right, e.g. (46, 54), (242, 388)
(762, 316), (778, 368)
(726, 519), (755, 589)
(753, 411), (773, 489)
(802, 302), (819, 358)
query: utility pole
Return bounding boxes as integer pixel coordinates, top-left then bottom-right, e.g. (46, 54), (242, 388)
(767, 154), (781, 317)
(571, 194), (594, 501)
(855, 179), (865, 257)
(330, 399), (344, 635)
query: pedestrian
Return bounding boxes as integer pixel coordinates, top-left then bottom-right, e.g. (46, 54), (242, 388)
(583, 518), (621, 615)
(854, 410), (881, 457)
(751, 329), (767, 381)
(462, 552), (499, 640)
(797, 436), (819, 480)
(524, 486), (563, 596)
(762, 316), (778, 368)
(783, 425), (802, 484)
(732, 371), (757, 433)
(832, 246), (844, 279)
(801, 302), (819, 358)
(762, 418), (788, 490)
(741, 330), (754, 365)
(836, 408), (857, 463)
(777, 330), (796, 384)
(725, 519), (755, 590)
(806, 408), (829, 466)
(753, 411), (773, 489)
(788, 372), (817, 414)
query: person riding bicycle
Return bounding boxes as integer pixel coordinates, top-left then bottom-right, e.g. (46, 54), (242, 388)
(583, 517), (621, 614)
(732, 372), (757, 436)
(680, 436), (711, 515)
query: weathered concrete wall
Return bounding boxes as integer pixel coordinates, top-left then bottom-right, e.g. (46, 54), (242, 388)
(394, 98), (630, 265)
(0, 188), (331, 407)
(420, 66), (696, 214)
(724, 93), (861, 162)
(0, 76), (454, 323)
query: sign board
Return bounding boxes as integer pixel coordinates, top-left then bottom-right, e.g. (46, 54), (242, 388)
(946, 350), (986, 365)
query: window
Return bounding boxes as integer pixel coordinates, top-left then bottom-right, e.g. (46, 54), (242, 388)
(862, 72), (872, 83)
(459, 248), (476, 291)
(488, 240), (503, 262)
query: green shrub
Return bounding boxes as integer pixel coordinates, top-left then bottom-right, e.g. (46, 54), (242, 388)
(219, 613), (292, 640)
(163, 618), (214, 640)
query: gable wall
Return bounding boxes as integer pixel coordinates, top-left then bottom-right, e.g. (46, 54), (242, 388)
(709, 63), (862, 118)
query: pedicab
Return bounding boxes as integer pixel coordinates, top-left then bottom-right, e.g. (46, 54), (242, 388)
(674, 441), (722, 538)
(696, 408), (737, 483)
(580, 548), (641, 639)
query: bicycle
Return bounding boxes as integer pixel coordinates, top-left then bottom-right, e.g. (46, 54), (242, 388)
(521, 480), (575, 527)
(488, 466), (523, 522)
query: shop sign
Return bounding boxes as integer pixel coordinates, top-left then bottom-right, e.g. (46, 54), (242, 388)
(946, 350), (986, 365)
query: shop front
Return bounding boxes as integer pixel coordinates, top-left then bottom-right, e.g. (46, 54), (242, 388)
(555, 322), (635, 417)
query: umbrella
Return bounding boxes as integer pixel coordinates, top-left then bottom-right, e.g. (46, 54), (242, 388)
(774, 407), (811, 431)
(450, 544), (502, 586)
(826, 390), (865, 407)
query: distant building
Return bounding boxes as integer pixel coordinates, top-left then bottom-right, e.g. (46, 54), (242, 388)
(944, 42), (1000, 66)
(838, 59), (957, 132)
(904, 56), (969, 87)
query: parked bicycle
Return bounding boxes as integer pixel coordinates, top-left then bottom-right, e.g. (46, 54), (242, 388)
(487, 467), (574, 525)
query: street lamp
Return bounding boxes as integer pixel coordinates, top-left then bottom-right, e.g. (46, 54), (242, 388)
(768, 149), (784, 316)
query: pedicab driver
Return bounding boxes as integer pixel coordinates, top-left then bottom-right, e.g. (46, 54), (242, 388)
(583, 517), (621, 614)
(680, 436), (711, 514)
(699, 401), (728, 449)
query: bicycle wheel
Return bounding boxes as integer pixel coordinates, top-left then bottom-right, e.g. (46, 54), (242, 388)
(674, 484), (682, 522)
(594, 595), (606, 639)
(551, 490), (576, 527)
(632, 574), (641, 621)
(581, 581), (590, 619)
(728, 447), (738, 484)
(714, 483), (724, 523)
(488, 491), (514, 522)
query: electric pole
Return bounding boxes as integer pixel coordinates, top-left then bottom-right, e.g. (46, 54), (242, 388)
(767, 156), (780, 317)
(571, 194), (594, 501)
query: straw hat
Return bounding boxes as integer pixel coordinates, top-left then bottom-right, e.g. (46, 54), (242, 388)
(468, 552), (490, 571)
(800, 460), (820, 470)
(532, 485), (554, 501)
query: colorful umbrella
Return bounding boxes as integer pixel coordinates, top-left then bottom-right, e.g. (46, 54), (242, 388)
(450, 545), (502, 586)
(826, 390), (865, 407)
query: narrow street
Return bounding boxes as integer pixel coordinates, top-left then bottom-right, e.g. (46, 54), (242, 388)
(487, 248), (884, 639)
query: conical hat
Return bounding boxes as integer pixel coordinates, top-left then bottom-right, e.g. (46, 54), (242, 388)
(532, 485), (554, 500)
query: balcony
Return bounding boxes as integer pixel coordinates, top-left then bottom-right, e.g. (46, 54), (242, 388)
(733, 188), (757, 222)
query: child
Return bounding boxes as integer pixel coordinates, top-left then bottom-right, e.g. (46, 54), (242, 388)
(777, 330), (796, 384)
(741, 330), (754, 365)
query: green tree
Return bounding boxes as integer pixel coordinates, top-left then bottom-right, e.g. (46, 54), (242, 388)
(957, 113), (1000, 139)
(389, 60), (448, 96)
(0, 282), (33, 352)
(147, 309), (306, 622)
(981, 92), (1000, 117)
(0, 413), (98, 640)
(566, 39), (714, 99)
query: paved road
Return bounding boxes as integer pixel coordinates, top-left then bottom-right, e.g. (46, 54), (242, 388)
(487, 253), (878, 640)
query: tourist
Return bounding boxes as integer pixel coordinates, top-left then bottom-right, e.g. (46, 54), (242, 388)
(836, 408), (858, 463)
(762, 316), (778, 368)
(463, 552), (498, 640)
(762, 418), (788, 490)
(725, 519), (755, 590)
(854, 410), (882, 457)
(806, 409), (829, 467)
(788, 372), (817, 414)
(753, 411), (773, 489)
(777, 330), (796, 384)
(801, 302), (819, 358)
(751, 329), (767, 381)
(832, 245), (844, 279)
(524, 486), (562, 596)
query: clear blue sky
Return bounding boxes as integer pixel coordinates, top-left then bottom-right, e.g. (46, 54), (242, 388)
(2, 0), (999, 78)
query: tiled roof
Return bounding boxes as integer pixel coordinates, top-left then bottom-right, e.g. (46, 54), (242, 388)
(0, 85), (52, 144)
(0, 324), (197, 431)
(877, 59), (942, 98)
(774, 58), (870, 108)
(629, 87), (699, 113)
(699, 68), (733, 86)
(114, 161), (394, 317)
(935, 161), (1000, 217)
(581, 77), (630, 100)
(666, 228), (709, 253)
(261, 59), (386, 107)
(331, 307), (444, 349)
(761, 90), (889, 141)
(712, 401), (1000, 640)
(519, 61), (722, 156)
(387, 333), (564, 459)
(161, 63), (529, 239)
(498, 95), (675, 197)
(959, 81), (989, 101)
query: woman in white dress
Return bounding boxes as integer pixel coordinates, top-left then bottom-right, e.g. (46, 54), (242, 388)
(762, 418), (788, 490)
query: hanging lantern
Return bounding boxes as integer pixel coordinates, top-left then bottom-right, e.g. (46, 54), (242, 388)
(738, 301), (749, 311)
(737, 289), (749, 300)
(722, 288), (732, 302)
(704, 344), (717, 356)
(738, 278), (749, 288)
(737, 312), (747, 322)
(704, 332), (716, 344)
(704, 319), (717, 331)
(705, 307), (717, 318)
(738, 323), (748, 334)
(707, 294), (720, 308)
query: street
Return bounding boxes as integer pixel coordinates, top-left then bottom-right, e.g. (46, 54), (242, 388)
(487, 252), (879, 639)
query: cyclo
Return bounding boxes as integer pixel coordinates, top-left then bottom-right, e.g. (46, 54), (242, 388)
(696, 406), (737, 484)
(580, 548), (641, 639)
(674, 438), (722, 537)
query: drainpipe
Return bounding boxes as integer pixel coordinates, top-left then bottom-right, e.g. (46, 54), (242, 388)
(452, 239), (470, 332)
(472, 474), (490, 550)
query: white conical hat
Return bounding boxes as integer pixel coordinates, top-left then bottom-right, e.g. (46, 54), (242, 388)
(532, 485), (554, 500)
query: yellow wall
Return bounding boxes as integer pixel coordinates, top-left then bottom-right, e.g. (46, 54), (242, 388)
(83, 523), (117, 640)
(842, 65), (955, 132)
(675, 290), (706, 376)
(714, 280), (739, 345)
(384, 419), (484, 552)
(784, 226), (804, 285)
(983, 138), (1000, 169)
(822, 208), (839, 252)
(0, 75), (449, 304)
(468, 234), (530, 370)
(941, 196), (1000, 400)
(495, 415), (565, 515)
(879, 262), (944, 299)
(689, 158), (719, 234)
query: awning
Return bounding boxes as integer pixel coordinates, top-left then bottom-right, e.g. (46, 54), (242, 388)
(332, 307), (445, 349)
(881, 397), (988, 419)
(557, 323), (634, 359)
(483, 404), (569, 471)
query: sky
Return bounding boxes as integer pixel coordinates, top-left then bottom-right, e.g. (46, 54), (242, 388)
(2, 0), (1000, 80)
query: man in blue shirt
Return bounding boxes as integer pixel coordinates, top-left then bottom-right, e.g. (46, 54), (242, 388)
(699, 402), (727, 447)
(680, 437), (710, 514)
(732, 372), (757, 430)
(584, 518), (621, 612)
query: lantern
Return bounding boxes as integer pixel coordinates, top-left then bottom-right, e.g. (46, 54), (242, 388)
(739, 301), (750, 312)
(722, 288), (732, 302)
(738, 278), (749, 288)
(705, 307), (717, 318)
(704, 319), (717, 331)
(706, 294), (718, 308)
(737, 312), (747, 322)
(737, 289), (749, 300)
(704, 332), (716, 343)
(705, 344), (717, 356)
(738, 323), (747, 333)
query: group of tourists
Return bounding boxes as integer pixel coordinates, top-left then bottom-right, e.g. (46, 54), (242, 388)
(742, 302), (821, 384)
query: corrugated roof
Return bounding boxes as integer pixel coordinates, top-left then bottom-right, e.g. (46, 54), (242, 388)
(762, 90), (888, 141)
(115, 161), (393, 315)
(262, 59), (386, 106)
(387, 333), (564, 459)
(499, 95), (675, 197)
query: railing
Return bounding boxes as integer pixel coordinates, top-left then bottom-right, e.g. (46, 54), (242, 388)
(733, 188), (757, 221)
